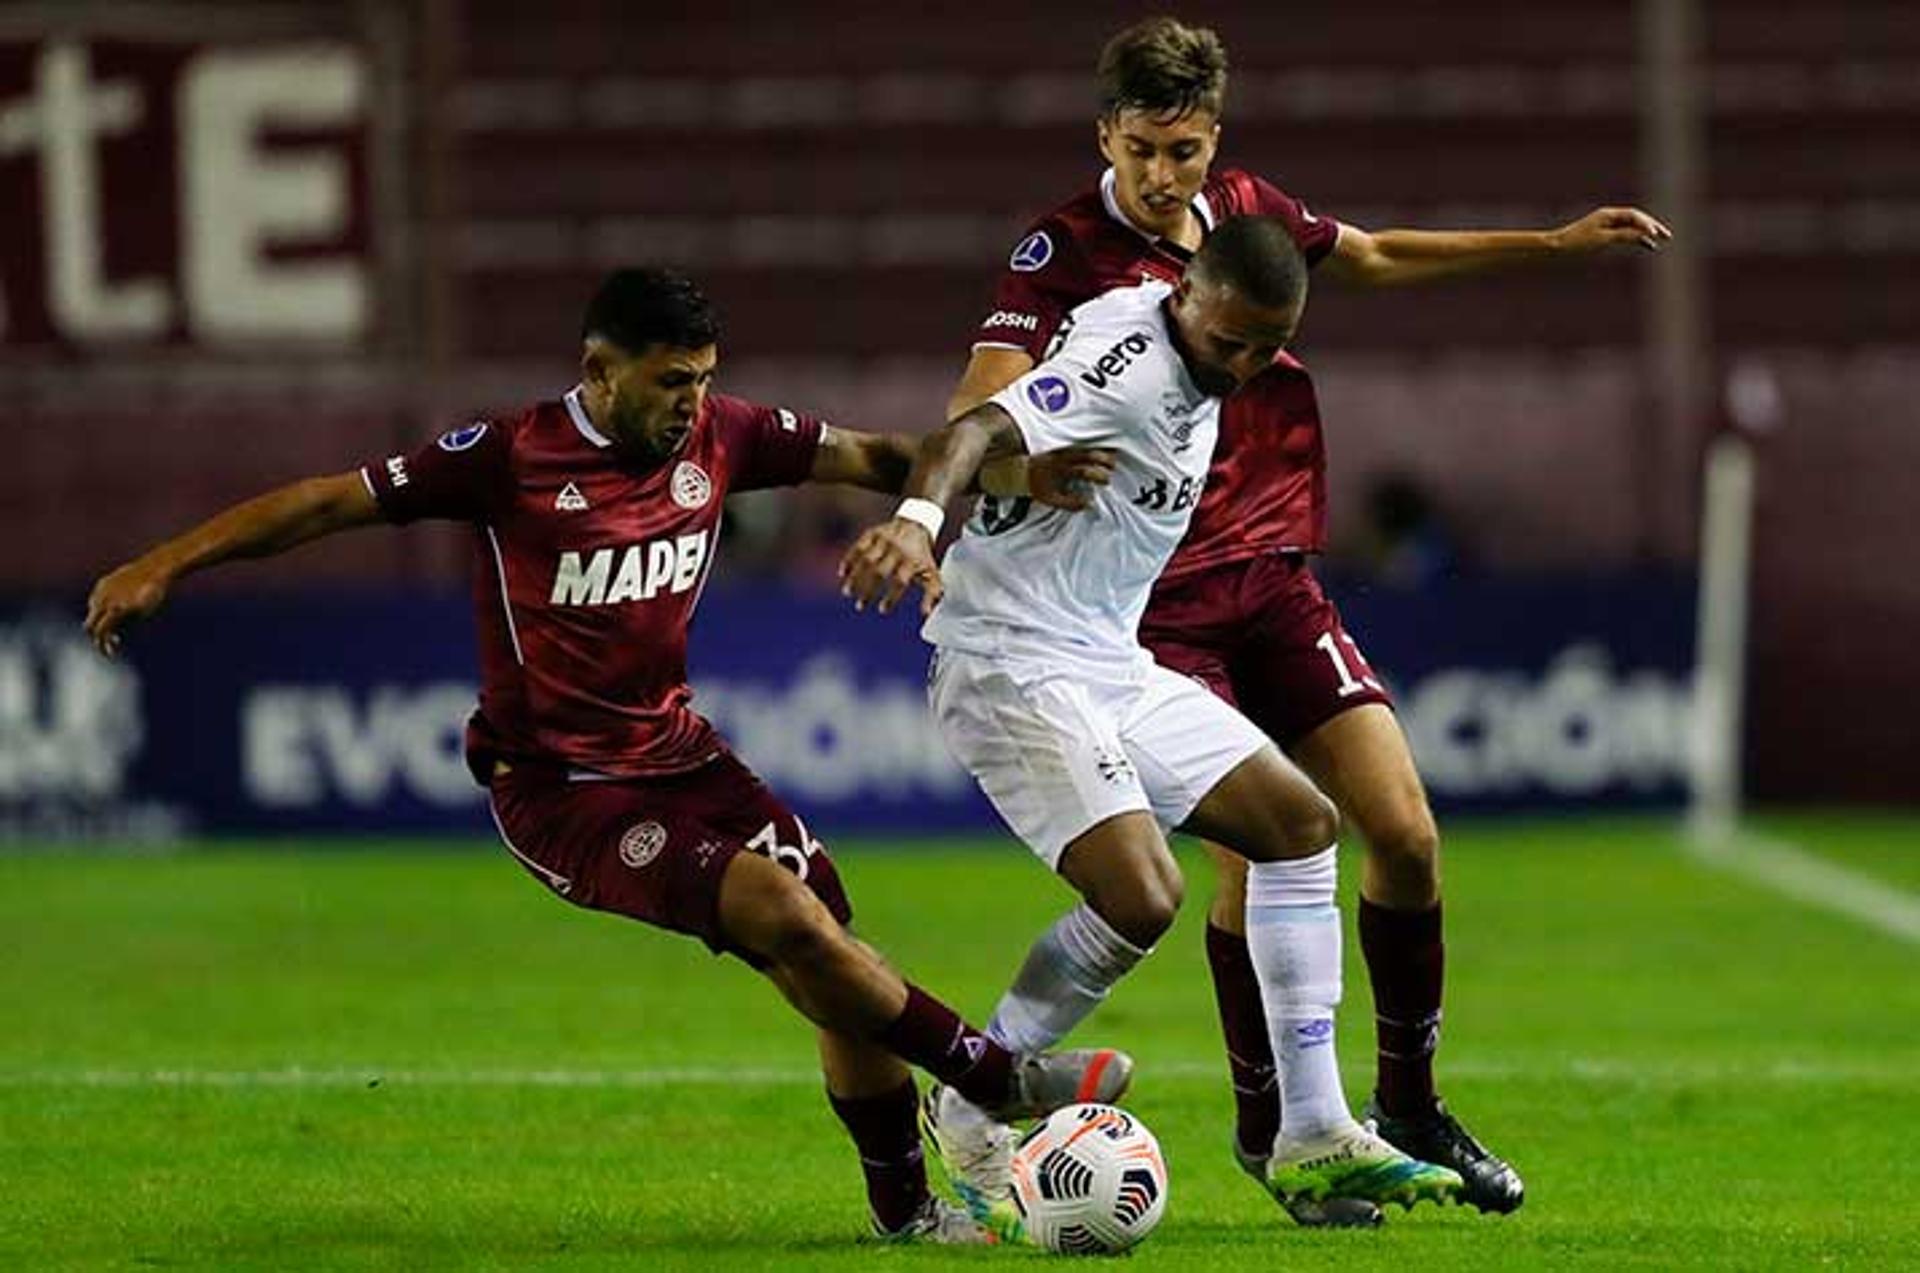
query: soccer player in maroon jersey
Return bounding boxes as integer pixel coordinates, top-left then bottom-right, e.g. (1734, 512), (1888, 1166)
(83, 267), (1130, 1246)
(934, 17), (1672, 1226)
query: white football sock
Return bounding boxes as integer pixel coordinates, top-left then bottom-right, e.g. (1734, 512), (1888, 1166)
(984, 902), (1148, 1056)
(1245, 847), (1353, 1143)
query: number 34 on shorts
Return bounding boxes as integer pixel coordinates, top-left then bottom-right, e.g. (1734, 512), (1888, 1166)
(747, 817), (822, 882)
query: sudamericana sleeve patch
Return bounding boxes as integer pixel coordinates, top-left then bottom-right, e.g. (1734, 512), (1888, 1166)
(1009, 230), (1054, 273)
(1024, 374), (1073, 414)
(437, 422), (490, 452)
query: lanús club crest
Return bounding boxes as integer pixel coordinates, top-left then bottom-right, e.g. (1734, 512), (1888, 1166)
(670, 461), (712, 510)
(619, 821), (667, 868)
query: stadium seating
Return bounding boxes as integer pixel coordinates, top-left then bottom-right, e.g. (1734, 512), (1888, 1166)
(2, 0), (1915, 800)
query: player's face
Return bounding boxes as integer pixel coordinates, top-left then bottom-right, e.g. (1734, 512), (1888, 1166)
(589, 341), (719, 465)
(1097, 108), (1220, 239)
(1170, 275), (1304, 397)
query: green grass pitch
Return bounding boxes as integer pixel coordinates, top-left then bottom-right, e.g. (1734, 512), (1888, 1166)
(4, 815), (1918, 1271)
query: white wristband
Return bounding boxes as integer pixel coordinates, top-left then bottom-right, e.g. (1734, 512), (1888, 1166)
(895, 497), (945, 539)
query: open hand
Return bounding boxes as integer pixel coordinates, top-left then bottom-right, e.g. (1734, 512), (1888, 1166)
(839, 519), (943, 617)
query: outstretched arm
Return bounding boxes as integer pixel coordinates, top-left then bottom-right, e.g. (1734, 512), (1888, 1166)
(85, 471), (381, 656)
(836, 403), (1027, 617)
(1321, 206), (1672, 288)
(808, 425), (918, 493)
(813, 418), (1115, 510)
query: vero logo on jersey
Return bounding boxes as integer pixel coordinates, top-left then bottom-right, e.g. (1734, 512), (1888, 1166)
(550, 532), (710, 606)
(1078, 332), (1153, 390)
(1026, 375), (1072, 414)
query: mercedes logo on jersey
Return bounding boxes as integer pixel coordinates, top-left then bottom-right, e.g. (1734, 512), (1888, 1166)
(1009, 230), (1054, 273)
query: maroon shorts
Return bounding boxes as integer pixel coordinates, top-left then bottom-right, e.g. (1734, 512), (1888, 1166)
(1140, 553), (1393, 749)
(485, 751), (852, 958)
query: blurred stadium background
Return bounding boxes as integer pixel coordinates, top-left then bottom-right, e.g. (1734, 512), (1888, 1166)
(2, 0), (1915, 843)
(4, 4), (1919, 1269)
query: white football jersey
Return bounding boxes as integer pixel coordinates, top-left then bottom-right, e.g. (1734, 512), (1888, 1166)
(923, 280), (1220, 675)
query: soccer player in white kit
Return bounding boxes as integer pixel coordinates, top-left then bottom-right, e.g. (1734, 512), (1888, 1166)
(841, 216), (1462, 1235)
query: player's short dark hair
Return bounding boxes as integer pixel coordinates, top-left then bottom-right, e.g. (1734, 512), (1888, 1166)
(1191, 216), (1309, 310)
(1097, 16), (1229, 120)
(581, 267), (721, 353)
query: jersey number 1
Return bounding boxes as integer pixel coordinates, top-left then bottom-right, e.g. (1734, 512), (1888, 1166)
(1317, 630), (1384, 698)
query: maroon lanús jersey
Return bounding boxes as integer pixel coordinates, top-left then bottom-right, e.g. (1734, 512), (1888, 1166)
(973, 167), (1339, 577)
(361, 388), (823, 777)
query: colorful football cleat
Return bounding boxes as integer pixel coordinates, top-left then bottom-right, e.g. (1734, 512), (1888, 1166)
(872, 1195), (1001, 1246)
(1267, 1122), (1463, 1211)
(921, 1083), (1025, 1244)
(1232, 1136), (1384, 1228)
(993, 1047), (1134, 1121)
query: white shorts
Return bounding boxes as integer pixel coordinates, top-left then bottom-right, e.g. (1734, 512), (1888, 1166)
(929, 647), (1272, 869)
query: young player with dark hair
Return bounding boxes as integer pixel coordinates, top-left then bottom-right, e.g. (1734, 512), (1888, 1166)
(938, 15), (1671, 1228)
(84, 266), (1128, 1248)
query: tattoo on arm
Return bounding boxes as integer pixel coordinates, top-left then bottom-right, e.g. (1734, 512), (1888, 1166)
(815, 426), (917, 493)
(904, 404), (1028, 509)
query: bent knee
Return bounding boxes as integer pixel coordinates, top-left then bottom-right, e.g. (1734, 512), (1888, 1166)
(1368, 812), (1440, 869)
(1280, 791), (1341, 855)
(1094, 870), (1183, 948)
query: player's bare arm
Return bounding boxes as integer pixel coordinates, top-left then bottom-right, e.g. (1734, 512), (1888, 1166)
(838, 403), (1027, 617)
(955, 346), (1118, 507)
(947, 346), (1036, 421)
(813, 420), (1113, 511)
(1322, 206), (1673, 288)
(809, 425), (919, 493)
(84, 471), (380, 657)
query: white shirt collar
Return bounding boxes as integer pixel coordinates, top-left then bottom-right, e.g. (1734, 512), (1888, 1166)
(1099, 166), (1217, 241)
(564, 385), (613, 449)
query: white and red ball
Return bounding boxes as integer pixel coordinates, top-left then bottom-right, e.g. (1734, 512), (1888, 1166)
(1009, 1103), (1168, 1254)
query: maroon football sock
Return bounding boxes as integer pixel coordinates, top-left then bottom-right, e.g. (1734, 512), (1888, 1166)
(1358, 898), (1444, 1117)
(828, 1078), (928, 1234)
(1204, 922), (1282, 1157)
(877, 983), (1016, 1110)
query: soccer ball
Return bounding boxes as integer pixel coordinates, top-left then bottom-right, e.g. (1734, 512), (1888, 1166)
(1009, 1103), (1168, 1254)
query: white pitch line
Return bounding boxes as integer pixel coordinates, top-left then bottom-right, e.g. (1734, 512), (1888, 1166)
(1688, 827), (1920, 947)
(2, 1056), (1913, 1089)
